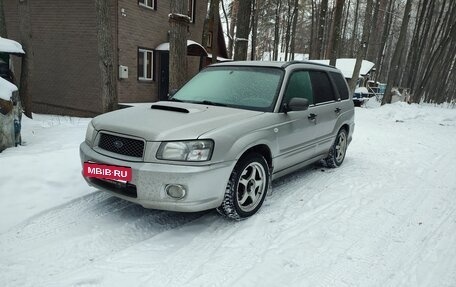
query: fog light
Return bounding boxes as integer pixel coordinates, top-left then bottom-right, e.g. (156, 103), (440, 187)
(165, 184), (186, 199)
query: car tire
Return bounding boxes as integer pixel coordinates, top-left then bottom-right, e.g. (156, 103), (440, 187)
(323, 128), (348, 168)
(217, 153), (270, 220)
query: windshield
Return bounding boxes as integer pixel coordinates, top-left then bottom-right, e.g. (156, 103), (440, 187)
(172, 66), (284, 112)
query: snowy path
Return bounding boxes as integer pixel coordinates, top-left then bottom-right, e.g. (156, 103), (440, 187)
(1, 102), (456, 286)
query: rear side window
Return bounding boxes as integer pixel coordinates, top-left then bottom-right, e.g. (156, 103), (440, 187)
(283, 71), (314, 105)
(309, 71), (336, 104)
(330, 72), (349, 100)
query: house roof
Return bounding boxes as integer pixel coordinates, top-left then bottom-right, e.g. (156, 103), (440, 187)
(156, 40), (208, 56)
(0, 37), (25, 54)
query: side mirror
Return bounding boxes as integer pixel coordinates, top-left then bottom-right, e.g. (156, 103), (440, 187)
(283, 97), (309, 113)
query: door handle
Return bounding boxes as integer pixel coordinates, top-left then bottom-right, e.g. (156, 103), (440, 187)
(308, 113), (317, 120)
(335, 108), (341, 113)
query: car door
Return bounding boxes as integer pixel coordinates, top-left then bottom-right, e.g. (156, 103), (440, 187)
(308, 70), (341, 155)
(274, 70), (318, 172)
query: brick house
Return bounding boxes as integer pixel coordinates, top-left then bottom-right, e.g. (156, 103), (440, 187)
(4, 0), (226, 117)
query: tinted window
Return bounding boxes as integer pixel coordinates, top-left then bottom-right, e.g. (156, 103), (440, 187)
(309, 71), (336, 104)
(283, 71), (314, 105)
(330, 72), (349, 100)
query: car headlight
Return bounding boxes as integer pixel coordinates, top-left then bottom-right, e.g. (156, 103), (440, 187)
(85, 121), (96, 146)
(157, 140), (214, 161)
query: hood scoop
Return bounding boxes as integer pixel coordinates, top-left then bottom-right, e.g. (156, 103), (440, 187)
(151, 104), (189, 113)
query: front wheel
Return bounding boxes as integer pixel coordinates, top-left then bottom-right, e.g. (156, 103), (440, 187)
(217, 153), (269, 220)
(323, 128), (348, 168)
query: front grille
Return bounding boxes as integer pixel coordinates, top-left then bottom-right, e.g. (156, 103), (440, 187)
(98, 133), (144, 158)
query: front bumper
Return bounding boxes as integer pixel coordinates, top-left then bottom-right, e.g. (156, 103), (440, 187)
(80, 142), (235, 212)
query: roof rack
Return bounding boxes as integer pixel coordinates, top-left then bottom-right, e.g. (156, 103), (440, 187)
(281, 60), (334, 69)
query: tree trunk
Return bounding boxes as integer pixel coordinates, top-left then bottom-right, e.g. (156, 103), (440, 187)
(309, 0), (316, 59)
(349, 0), (360, 58)
(339, 0), (350, 57)
(169, 0), (189, 90)
(227, 0), (239, 59)
(289, 0), (299, 60)
(403, 0), (427, 89)
(18, 0), (33, 118)
(413, 2), (455, 103)
(329, 0), (345, 66)
(95, 0), (117, 113)
(348, 0), (374, 92)
(233, 0), (252, 61)
(375, 0), (394, 82)
(272, 0), (281, 61)
(382, 0), (413, 105)
(284, 0), (293, 61)
(366, 0), (387, 62)
(316, 0), (329, 59)
(209, 0), (219, 64)
(250, 0), (259, 60)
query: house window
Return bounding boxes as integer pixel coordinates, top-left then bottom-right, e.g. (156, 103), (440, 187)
(188, 0), (195, 23)
(138, 48), (154, 81)
(139, 0), (155, 10)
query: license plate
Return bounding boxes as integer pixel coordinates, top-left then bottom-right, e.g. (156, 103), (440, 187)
(83, 162), (132, 181)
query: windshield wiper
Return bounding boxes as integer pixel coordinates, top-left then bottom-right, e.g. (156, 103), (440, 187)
(169, 97), (184, 102)
(196, 100), (227, 107)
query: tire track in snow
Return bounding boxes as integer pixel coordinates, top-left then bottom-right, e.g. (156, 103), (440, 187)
(0, 191), (208, 287)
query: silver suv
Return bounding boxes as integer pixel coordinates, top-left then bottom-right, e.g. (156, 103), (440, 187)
(80, 61), (354, 219)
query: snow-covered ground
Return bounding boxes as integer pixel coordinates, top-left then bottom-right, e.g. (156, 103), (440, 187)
(1, 101), (456, 287)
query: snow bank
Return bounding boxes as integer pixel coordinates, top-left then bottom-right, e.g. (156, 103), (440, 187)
(0, 114), (93, 232)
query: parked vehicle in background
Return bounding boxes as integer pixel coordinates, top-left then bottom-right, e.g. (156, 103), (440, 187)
(80, 61), (355, 220)
(353, 80), (386, 106)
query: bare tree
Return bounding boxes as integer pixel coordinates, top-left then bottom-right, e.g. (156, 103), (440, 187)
(227, 0), (239, 59)
(209, 0), (219, 64)
(289, 0), (299, 60)
(233, 0), (252, 60)
(328, 0), (345, 66)
(349, 0), (360, 58)
(95, 0), (117, 113)
(349, 0), (374, 92)
(169, 0), (189, 90)
(366, 0), (388, 62)
(272, 0), (282, 61)
(250, 0), (259, 60)
(315, 0), (329, 59)
(382, 0), (413, 105)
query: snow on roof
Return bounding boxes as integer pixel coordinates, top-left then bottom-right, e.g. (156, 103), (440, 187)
(0, 77), (18, 101)
(308, 58), (375, 79)
(207, 53), (232, 62)
(156, 40), (204, 51)
(0, 37), (25, 54)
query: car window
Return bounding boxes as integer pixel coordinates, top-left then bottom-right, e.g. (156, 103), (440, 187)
(172, 66), (283, 112)
(283, 71), (314, 105)
(309, 71), (336, 104)
(329, 72), (349, 100)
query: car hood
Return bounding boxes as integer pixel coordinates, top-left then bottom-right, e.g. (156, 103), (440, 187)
(92, 102), (264, 141)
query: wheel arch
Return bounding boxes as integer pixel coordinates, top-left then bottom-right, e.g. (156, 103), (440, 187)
(238, 144), (273, 172)
(340, 123), (350, 134)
